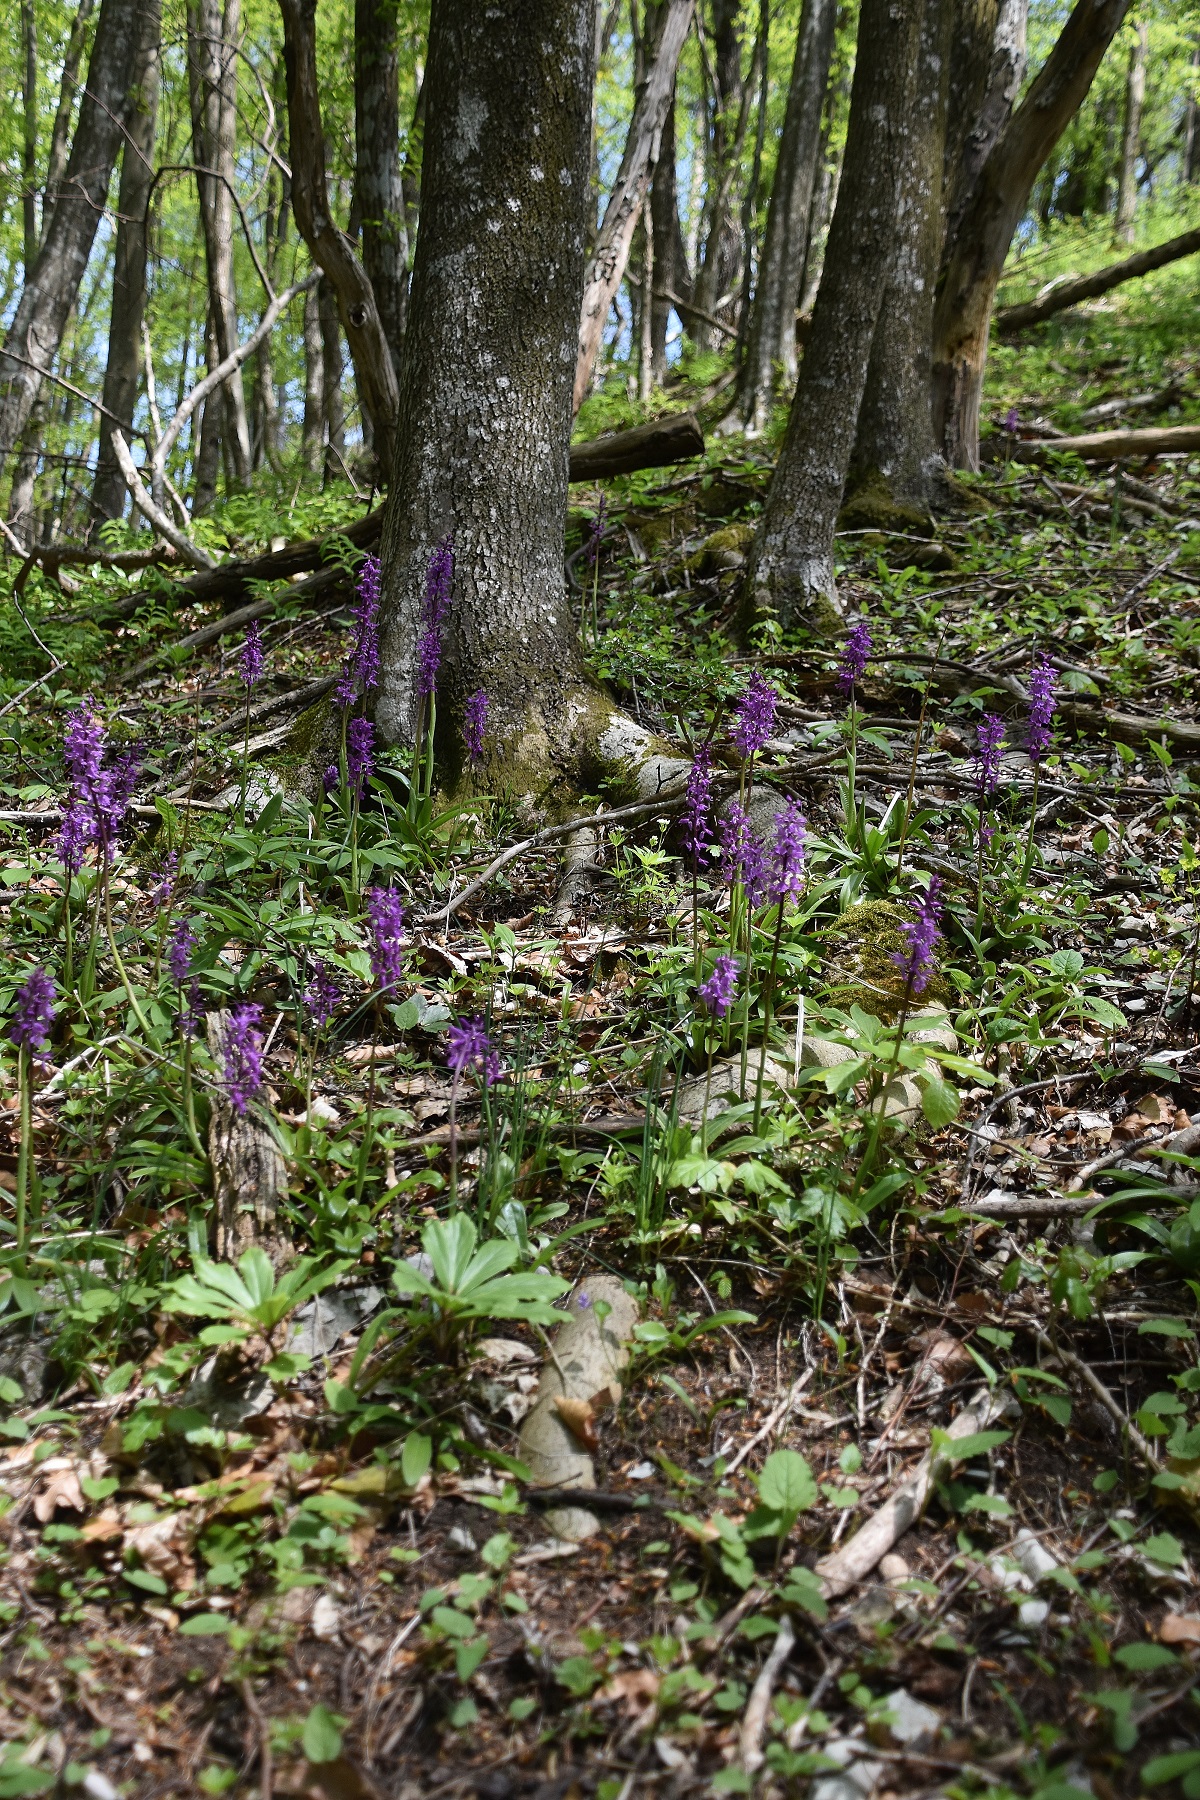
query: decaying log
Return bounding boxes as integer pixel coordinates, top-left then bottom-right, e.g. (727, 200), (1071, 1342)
(1016, 422), (1200, 462)
(206, 1010), (289, 1262)
(568, 410), (704, 481)
(996, 226), (1200, 335)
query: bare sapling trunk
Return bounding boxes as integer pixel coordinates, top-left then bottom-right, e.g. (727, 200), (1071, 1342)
(738, 0), (837, 430)
(845, 0), (953, 523)
(279, 0), (400, 475)
(355, 0), (409, 373)
(193, 312), (223, 515)
(318, 276), (346, 487)
(740, 0), (926, 632)
(932, 0), (1132, 469)
(1114, 19), (1147, 246)
(0, 0), (141, 471)
(187, 0), (253, 490)
(649, 87), (691, 382)
(302, 282), (324, 471)
(92, 0), (162, 525)
(376, 0), (652, 811)
(574, 0), (696, 413)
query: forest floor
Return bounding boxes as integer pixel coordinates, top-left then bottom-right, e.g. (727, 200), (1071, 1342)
(5, 258), (1200, 1800)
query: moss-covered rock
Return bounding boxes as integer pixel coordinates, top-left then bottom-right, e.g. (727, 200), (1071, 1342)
(817, 897), (952, 1017)
(838, 476), (934, 540)
(686, 521), (755, 578)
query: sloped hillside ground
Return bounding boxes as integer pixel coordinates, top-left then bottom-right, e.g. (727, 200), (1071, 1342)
(4, 277), (1200, 1799)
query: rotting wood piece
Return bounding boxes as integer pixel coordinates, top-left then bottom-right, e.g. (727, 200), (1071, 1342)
(996, 225), (1200, 335)
(1015, 422), (1200, 462)
(206, 1010), (289, 1263)
(568, 410), (704, 481)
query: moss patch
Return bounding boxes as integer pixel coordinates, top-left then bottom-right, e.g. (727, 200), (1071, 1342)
(839, 475), (934, 539)
(817, 898), (952, 1018)
(686, 522), (755, 578)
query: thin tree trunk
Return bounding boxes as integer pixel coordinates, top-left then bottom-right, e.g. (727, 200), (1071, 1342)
(187, 0), (252, 489)
(279, 0), (400, 476)
(1186, 44), (1200, 182)
(846, 0), (953, 519)
(798, 40), (849, 316)
(649, 80), (690, 382)
(639, 198), (655, 400)
(1114, 19), (1147, 246)
(0, 0), (139, 473)
(738, 0), (837, 429)
(741, 0), (926, 630)
(43, 0), (96, 239)
(302, 281), (324, 470)
(8, 394), (49, 550)
(401, 76), (426, 245)
(932, 0), (1132, 470)
(21, 0), (37, 278)
(376, 0), (600, 797)
(575, 0), (696, 413)
(691, 0), (748, 350)
(92, 0), (161, 525)
(255, 166), (286, 472)
(355, 0), (409, 374)
(193, 310), (223, 514)
(319, 276), (346, 487)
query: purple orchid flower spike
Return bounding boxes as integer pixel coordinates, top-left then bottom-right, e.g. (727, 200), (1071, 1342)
(697, 952), (740, 1018)
(892, 876), (943, 997)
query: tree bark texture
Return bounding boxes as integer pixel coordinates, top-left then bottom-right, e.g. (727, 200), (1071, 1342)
(280, 0), (400, 475)
(847, 0), (952, 517)
(92, 0), (162, 524)
(649, 84), (691, 382)
(738, 0), (837, 429)
(691, 0), (749, 351)
(21, 0), (37, 277)
(355, 0), (409, 372)
(43, 0), (97, 240)
(318, 276), (346, 487)
(1113, 19), (1147, 246)
(742, 0), (926, 629)
(187, 0), (253, 490)
(302, 282), (324, 470)
(206, 1011), (289, 1260)
(376, 0), (598, 798)
(0, 0), (139, 473)
(943, 0), (1027, 253)
(193, 310), (223, 514)
(574, 0), (695, 413)
(932, 0), (1132, 471)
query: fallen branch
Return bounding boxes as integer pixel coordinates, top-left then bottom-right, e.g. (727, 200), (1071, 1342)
(115, 566), (346, 686)
(738, 1613), (795, 1776)
(997, 226), (1200, 334)
(963, 1192), (1109, 1219)
(1015, 422), (1200, 463)
(814, 1388), (1012, 1599)
(109, 429), (216, 571)
(723, 1370), (816, 1476)
(568, 410), (705, 482)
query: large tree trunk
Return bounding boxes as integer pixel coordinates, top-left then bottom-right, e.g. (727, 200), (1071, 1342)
(21, 0), (37, 278)
(279, 0), (399, 476)
(845, 0), (953, 520)
(943, 0), (1027, 253)
(355, 0), (409, 374)
(1113, 19), (1147, 246)
(932, 0), (1132, 470)
(376, 0), (614, 804)
(738, 0), (837, 430)
(740, 0), (926, 631)
(43, 0), (97, 239)
(574, 0), (696, 413)
(187, 0), (253, 490)
(0, 0), (140, 472)
(92, 0), (161, 525)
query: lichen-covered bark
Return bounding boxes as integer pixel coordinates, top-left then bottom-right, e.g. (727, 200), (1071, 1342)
(846, 0), (952, 518)
(738, 0), (836, 431)
(374, 0), (616, 811)
(741, 0), (925, 630)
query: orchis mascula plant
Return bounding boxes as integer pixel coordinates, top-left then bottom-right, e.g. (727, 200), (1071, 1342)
(754, 803), (807, 1128)
(681, 741), (715, 975)
(730, 671), (778, 795)
(220, 1004), (265, 1118)
(412, 537), (454, 813)
(855, 874), (945, 1189)
(445, 1014), (502, 1204)
(697, 953), (740, 1144)
(464, 689), (488, 766)
(836, 619), (872, 854)
(9, 967), (54, 1257)
(1022, 658), (1058, 882)
(974, 711), (1006, 931)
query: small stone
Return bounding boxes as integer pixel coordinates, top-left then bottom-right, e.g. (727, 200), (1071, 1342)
(310, 1593), (342, 1641)
(1018, 1598), (1050, 1628)
(83, 1775), (119, 1800)
(448, 1525), (478, 1553)
(879, 1554), (909, 1583)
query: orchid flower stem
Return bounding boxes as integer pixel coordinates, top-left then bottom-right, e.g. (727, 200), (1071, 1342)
(61, 882), (74, 996)
(753, 908), (786, 1133)
(896, 625), (946, 879)
(239, 695), (251, 824)
(181, 1032), (206, 1165)
(104, 873), (153, 1039)
(358, 1010), (380, 1203)
(15, 1046), (31, 1263)
(1021, 765), (1041, 889)
(449, 1072), (460, 1206)
(853, 986), (914, 1196)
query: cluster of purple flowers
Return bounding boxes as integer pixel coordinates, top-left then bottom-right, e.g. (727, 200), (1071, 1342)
(417, 537), (454, 699)
(464, 690), (489, 765)
(347, 717), (375, 794)
(240, 622), (265, 689)
(152, 850), (179, 909)
(10, 967), (55, 1056)
(366, 885), (405, 989)
(836, 620), (872, 697)
(974, 712), (1006, 844)
(1026, 658), (1057, 766)
(336, 555), (382, 709)
(768, 801), (806, 904)
(730, 671), (778, 761)
(698, 952), (740, 1018)
(681, 742), (715, 867)
(303, 958), (343, 1031)
(222, 1004), (264, 1117)
(167, 917), (202, 1035)
(892, 876), (943, 998)
(584, 497), (608, 569)
(719, 801), (767, 905)
(446, 1014), (501, 1089)
(58, 705), (142, 870)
